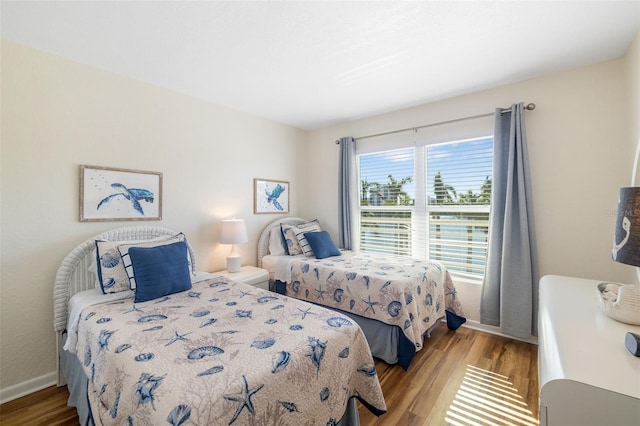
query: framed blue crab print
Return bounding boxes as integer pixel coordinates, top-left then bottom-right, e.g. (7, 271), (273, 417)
(80, 165), (162, 222)
(254, 178), (289, 214)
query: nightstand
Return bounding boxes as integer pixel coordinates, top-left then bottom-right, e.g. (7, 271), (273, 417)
(215, 265), (269, 290)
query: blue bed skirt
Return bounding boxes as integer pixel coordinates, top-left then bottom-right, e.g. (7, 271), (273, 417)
(274, 280), (465, 370)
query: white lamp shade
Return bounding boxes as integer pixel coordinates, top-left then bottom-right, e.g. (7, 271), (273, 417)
(220, 219), (248, 244)
(220, 219), (247, 273)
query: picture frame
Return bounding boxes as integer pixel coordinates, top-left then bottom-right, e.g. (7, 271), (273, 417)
(80, 165), (162, 222)
(254, 178), (289, 214)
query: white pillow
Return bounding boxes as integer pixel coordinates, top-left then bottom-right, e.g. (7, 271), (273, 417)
(268, 227), (286, 255)
(88, 250), (100, 289)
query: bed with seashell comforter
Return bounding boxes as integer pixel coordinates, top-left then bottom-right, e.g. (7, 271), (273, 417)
(54, 226), (386, 425)
(258, 218), (467, 370)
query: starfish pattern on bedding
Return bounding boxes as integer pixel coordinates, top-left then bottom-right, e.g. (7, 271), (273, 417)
(223, 375), (264, 425)
(297, 307), (315, 320)
(124, 305), (142, 314)
(315, 285), (326, 301)
(239, 290), (253, 298)
(362, 295), (378, 314)
(164, 331), (191, 346)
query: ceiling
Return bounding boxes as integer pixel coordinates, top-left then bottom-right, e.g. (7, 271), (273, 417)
(2, 1), (639, 130)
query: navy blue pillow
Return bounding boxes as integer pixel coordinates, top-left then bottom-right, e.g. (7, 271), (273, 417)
(304, 231), (341, 259)
(128, 241), (192, 303)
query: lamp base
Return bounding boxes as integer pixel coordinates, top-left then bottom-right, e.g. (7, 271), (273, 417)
(226, 256), (241, 273)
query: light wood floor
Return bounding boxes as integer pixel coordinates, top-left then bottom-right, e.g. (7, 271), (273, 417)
(358, 324), (539, 425)
(0, 324), (538, 426)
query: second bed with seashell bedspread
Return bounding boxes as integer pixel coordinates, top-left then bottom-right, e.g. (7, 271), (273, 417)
(286, 251), (466, 365)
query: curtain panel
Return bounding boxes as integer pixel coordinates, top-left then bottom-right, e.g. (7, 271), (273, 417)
(481, 103), (539, 338)
(338, 136), (357, 250)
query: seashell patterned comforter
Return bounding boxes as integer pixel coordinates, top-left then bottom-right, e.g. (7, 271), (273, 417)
(75, 276), (386, 425)
(287, 251), (465, 353)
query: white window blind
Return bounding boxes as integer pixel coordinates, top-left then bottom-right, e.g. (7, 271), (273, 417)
(357, 137), (493, 279)
(359, 148), (415, 256)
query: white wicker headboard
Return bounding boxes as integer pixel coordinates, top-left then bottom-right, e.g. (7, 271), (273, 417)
(257, 217), (307, 268)
(54, 226), (196, 385)
(53, 226), (196, 332)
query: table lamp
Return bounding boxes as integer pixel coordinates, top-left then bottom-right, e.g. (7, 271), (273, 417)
(612, 187), (640, 267)
(220, 218), (248, 273)
(601, 187), (640, 325)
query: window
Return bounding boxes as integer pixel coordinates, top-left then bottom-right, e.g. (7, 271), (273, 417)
(358, 137), (492, 280)
(359, 148), (415, 257)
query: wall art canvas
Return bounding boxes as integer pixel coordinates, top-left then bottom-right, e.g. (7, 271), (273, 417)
(254, 178), (289, 214)
(80, 165), (162, 222)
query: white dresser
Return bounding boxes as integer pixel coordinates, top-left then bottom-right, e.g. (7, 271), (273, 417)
(215, 265), (270, 290)
(538, 275), (640, 425)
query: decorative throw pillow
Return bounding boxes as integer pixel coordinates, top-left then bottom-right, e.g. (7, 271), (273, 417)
(94, 235), (183, 293)
(304, 231), (341, 259)
(128, 241), (192, 303)
(95, 240), (137, 294)
(281, 220), (321, 255)
(117, 233), (188, 290)
(295, 227), (321, 257)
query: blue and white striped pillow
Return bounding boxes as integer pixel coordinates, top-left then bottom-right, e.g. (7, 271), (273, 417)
(294, 226), (321, 257)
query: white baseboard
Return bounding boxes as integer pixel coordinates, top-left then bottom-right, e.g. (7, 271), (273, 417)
(0, 371), (57, 405)
(462, 319), (539, 345)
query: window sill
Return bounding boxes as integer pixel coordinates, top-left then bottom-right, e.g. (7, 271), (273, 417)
(450, 272), (483, 286)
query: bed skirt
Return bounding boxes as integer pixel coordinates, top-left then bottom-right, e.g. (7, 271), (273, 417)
(273, 279), (465, 370)
(59, 332), (93, 425)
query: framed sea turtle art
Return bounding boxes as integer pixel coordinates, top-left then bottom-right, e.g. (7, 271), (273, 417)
(80, 165), (162, 222)
(254, 178), (289, 214)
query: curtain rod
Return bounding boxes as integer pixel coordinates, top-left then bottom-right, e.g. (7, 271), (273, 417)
(335, 102), (535, 144)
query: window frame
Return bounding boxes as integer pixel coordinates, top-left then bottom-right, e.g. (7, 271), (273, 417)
(356, 135), (493, 283)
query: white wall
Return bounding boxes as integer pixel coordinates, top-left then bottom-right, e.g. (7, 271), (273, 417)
(304, 38), (640, 323)
(626, 32), (640, 190)
(0, 41), (307, 397)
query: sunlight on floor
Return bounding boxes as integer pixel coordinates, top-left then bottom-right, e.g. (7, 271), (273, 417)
(445, 364), (539, 426)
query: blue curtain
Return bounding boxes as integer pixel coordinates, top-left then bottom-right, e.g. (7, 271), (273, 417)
(481, 103), (538, 338)
(338, 136), (356, 249)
